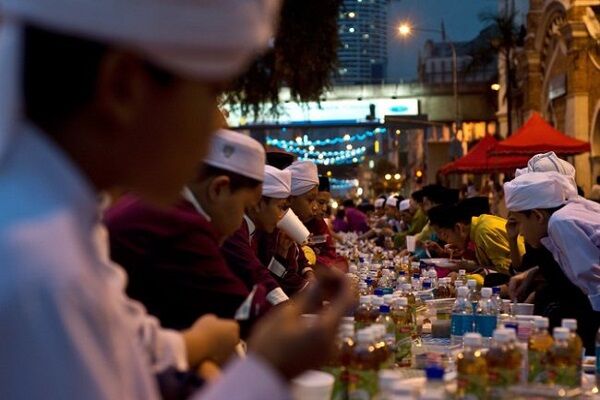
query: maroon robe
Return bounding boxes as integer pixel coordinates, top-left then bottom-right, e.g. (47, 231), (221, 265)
(254, 228), (309, 296)
(221, 219), (283, 295)
(305, 217), (349, 272)
(105, 195), (268, 331)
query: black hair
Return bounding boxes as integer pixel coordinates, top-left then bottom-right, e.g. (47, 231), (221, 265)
(23, 25), (174, 134)
(427, 203), (471, 229)
(458, 197), (490, 217)
(318, 176), (330, 192)
(343, 199), (355, 208)
(577, 186), (585, 197)
(266, 151), (296, 169)
(411, 190), (424, 203)
(422, 185), (456, 206)
(200, 165), (262, 192)
(336, 208), (346, 218)
(358, 203), (374, 214)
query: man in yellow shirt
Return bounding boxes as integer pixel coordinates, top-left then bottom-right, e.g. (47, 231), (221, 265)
(428, 203), (525, 277)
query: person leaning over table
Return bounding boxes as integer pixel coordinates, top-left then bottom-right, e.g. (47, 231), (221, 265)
(0, 1), (358, 399)
(105, 129), (273, 333)
(427, 201), (525, 287)
(504, 170), (600, 354)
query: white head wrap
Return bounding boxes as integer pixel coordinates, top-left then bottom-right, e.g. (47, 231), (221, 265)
(263, 165), (291, 199)
(204, 129), (265, 181)
(286, 160), (319, 196)
(504, 172), (573, 212)
(0, 0), (281, 162)
(399, 199), (411, 212)
(515, 152), (577, 191)
(385, 196), (398, 208)
(374, 198), (385, 209)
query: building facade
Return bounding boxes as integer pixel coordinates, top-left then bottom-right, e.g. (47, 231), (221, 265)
(336, 0), (388, 84)
(418, 26), (498, 85)
(513, 0), (600, 192)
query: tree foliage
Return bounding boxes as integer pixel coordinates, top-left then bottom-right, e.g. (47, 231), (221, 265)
(225, 0), (342, 118)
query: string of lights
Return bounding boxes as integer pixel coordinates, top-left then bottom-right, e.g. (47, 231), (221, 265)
(266, 127), (385, 148)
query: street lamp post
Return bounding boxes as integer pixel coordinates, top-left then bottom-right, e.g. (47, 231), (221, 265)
(398, 23), (460, 136)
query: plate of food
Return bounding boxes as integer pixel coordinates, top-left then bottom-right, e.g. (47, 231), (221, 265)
(421, 258), (457, 268)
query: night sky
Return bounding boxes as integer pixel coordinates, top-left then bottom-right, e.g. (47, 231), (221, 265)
(387, 0), (528, 81)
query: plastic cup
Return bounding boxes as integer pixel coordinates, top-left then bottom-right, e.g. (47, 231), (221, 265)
(291, 370), (335, 400)
(511, 303), (534, 316)
(406, 235), (417, 252)
(277, 209), (310, 244)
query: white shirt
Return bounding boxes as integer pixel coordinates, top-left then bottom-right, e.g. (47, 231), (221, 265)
(0, 125), (290, 399)
(0, 126), (160, 399)
(541, 200), (600, 311)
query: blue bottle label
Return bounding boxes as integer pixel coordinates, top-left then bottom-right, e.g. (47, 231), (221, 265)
(451, 314), (474, 336)
(475, 315), (497, 337)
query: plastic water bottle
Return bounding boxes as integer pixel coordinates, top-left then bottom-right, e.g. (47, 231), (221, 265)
(455, 269), (467, 287)
(457, 333), (488, 399)
(475, 287), (498, 344)
(491, 286), (502, 314)
(451, 286), (474, 345)
(467, 279), (480, 312)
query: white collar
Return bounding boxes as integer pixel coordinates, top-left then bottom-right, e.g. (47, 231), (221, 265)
(243, 214), (256, 241)
(181, 187), (211, 222)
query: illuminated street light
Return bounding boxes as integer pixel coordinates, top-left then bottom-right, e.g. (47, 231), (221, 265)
(343, 134), (351, 141)
(348, 12), (356, 18)
(398, 21), (459, 138)
(491, 83), (501, 91)
(384, 174), (392, 181)
(346, 144), (353, 150)
(415, 170), (423, 178)
(398, 23), (412, 36)
(326, 170), (332, 177)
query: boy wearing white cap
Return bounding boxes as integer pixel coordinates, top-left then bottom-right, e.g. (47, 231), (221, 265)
(225, 163), (312, 296)
(222, 165), (298, 301)
(504, 170), (600, 353)
(0, 1), (355, 399)
(105, 129), (272, 331)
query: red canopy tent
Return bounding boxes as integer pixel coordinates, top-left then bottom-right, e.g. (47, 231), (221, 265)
(491, 112), (590, 155)
(440, 135), (529, 174)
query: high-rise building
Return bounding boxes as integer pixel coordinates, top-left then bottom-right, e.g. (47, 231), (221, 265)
(336, 0), (388, 85)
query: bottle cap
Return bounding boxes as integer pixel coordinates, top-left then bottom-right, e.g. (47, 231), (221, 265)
(481, 287), (492, 298)
(464, 332), (483, 346)
(561, 318), (577, 331)
(534, 317), (549, 329)
(492, 286), (501, 294)
(338, 324), (354, 337)
(493, 329), (512, 342)
(457, 286), (469, 297)
(357, 329), (374, 343)
(425, 365), (445, 380)
(422, 281), (432, 289)
(372, 296), (384, 306)
(374, 288), (384, 297)
(467, 279), (477, 288)
(553, 327), (570, 340)
(395, 297), (409, 307)
(380, 304), (391, 313)
(359, 295), (371, 305)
